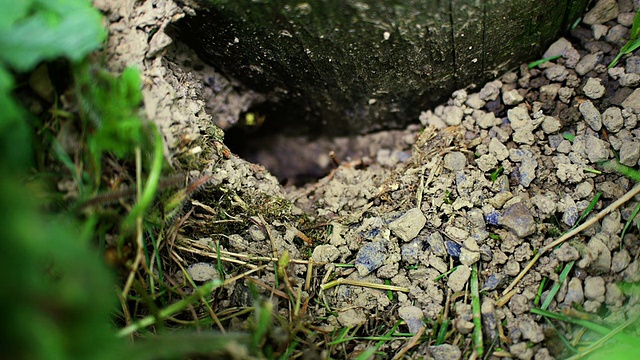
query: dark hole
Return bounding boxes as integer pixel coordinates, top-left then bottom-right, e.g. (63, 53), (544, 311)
(224, 104), (335, 186)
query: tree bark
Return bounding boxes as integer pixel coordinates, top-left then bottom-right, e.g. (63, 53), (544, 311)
(174, 0), (588, 135)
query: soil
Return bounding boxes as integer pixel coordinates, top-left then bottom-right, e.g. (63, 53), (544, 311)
(95, 0), (640, 358)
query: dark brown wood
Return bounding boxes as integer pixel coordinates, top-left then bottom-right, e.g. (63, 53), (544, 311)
(174, 0), (588, 135)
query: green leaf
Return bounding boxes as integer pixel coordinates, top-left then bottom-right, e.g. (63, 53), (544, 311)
(0, 0), (106, 72)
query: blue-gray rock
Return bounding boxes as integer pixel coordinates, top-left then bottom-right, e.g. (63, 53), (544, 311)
(398, 306), (425, 334)
(445, 241), (462, 258)
(483, 273), (508, 291)
(401, 239), (423, 264)
(562, 194), (579, 227)
(427, 232), (447, 257)
(355, 241), (388, 276)
(485, 210), (500, 226)
(498, 202), (537, 238)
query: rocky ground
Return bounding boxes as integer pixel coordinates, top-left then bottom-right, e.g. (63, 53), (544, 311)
(98, 0), (640, 358)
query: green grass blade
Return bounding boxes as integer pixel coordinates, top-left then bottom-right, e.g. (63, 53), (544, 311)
(117, 280), (220, 337)
(541, 261), (574, 310)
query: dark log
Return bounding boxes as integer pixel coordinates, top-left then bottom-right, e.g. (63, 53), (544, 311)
(174, 0), (588, 135)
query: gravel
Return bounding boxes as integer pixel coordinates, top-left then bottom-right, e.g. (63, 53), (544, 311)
(131, 0), (640, 357)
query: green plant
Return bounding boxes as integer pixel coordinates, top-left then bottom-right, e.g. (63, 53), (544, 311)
(608, 8), (640, 68)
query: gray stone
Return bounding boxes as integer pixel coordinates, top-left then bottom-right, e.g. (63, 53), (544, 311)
(499, 202), (537, 238)
(541, 115), (562, 134)
(618, 12), (636, 26)
(620, 73), (640, 87)
(505, 259), (521, 276)
(579, 100), (602, 131)
(540, 83), (561, 102)
(483, 274), (508, 291)
(389, 208), (426, 242)
(476, 153), (498, 172)
(447, 265), (471, 292)
(564, 277), (584, 306)
(466, 93), (486, 109)
(443, 151), (467, 171)
(543, 37), (580, 67)
(475, 111), (502, 129)
(443, 105), (464, 126)
(312, 244), (341, 263)
(532, 194), (557, 216)
(558, 86), (574, 103)
(626, 56), (640, 74)
(510, 342), (533, 360)
(186, 262), (219, 282)
(611, 249), (631, 273)
(602, 107), (624, 133)
(605, 24), (629, 45)
(621, 88), (640, 112)
(460, 247), (481, 266)
(355, 241), (388, 276)
(489, 137), (509, 161)
(583, 77), (606, 99)
(479, 80), (502, 101)
(592, 24), (609, 40)
(429, 344), (461, 360)
(509, 294), (529, 315)
(562, 194), (579, 227)
(337, 308), (367, 328)
(576, 52), (603, 76)
(427, 232), (447, 257)
(574, 181), (594, 199)
(401, 239), (423, 264)
(519, 154), (538, 187)
(584, 276), (606, 302)
(503, 89), (524, 105)
(554, 243), (580, 262)
(583, 0), (619, 25)
(623, 108), (637, 128)
(608, 66), (625, 80)
(605, 283), (625, 306)
(518, 317), (545, 343)
(544, 65), (569, 82)
(398, 306), (424, 334)
(606, 24), (628, 44)
(585, 135), (610, 163)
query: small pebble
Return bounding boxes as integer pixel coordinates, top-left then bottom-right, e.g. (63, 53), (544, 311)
(583, 77), (606, 99)
(602, 107), (624, 133)
(585, 135), (610, 163)
(443, 151), (467, 171)
(622, 88), (640, 112)
(447, 265), (471, 292)
(398, 306), (425, 334)
(312, 244), (341, 263)
(518, 317), (545, 343)
(583, 0), (620, 25)
(544, 65), (569, 82)
(503, 89), (524, 105)
(390, 209), (426, 242)
(479, 80), (502, 101)
(575, 52), (602, 76)
(592, 24), (609, 40)
(498, 202), (537, 238)
(579, 100), (602, 131)
(355, 241), (388, 276)
(584, 276), (606, 302)
(564, 277), (584, 306)
(186, 262), (219, 282)
(611, 249), (631, 273)
(429, 344), (461, 360)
